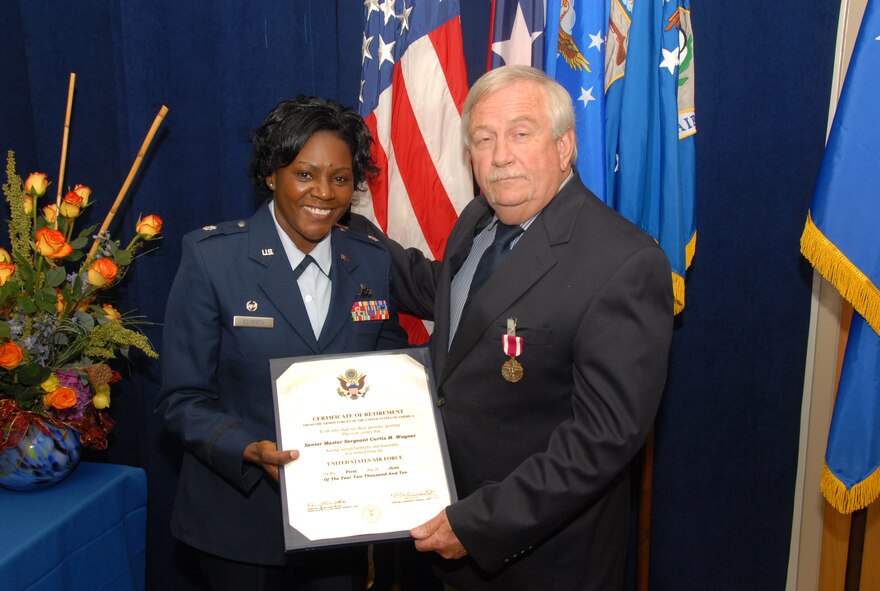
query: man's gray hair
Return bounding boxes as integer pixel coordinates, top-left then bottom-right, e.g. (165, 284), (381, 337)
(461, 65), (577, 162)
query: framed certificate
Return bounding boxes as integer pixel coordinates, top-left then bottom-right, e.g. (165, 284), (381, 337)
(270, 347), (457, 551)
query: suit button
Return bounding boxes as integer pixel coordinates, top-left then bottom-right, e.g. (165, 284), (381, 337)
(436, 397), (446, 407)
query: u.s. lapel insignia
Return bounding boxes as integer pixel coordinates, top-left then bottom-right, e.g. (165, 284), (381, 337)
(261, 248), (274, 256)
(357, 283), (373, 298)
(340, 253), (350, 263)
(246, 300), (258, 312)
(501, 317), (524, 383)
(336, 369), (370, 400)
(202, 225), (217, 231)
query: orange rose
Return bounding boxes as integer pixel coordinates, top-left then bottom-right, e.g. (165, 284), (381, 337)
(44, 387), (78, 410)
(23, 194), (33, 214)
(42, 204), (59, 223)
(24, 172), (49, 197)
(0, 248), (10, 263)
(87, 257), (119, 287)
(136, 214), (163, 238)
(35, 227), (73, 259)
(73, 184), (92, 206)
(102, 303), (122, 322)
(55, 289), (66, 313)
(60, 191), (84, 218)
(0, 262), (15, 286)
(0, 342), (24, 370)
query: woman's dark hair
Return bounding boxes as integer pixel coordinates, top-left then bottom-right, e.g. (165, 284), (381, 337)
(250, 96), (378, 191)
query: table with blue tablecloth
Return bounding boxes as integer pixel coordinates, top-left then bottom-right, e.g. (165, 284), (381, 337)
(0, 462), (147, 591)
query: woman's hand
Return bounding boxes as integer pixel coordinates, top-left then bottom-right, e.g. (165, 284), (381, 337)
(243, 440), (299, 481)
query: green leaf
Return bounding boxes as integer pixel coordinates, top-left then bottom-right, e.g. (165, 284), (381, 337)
(69, 236), (89, 250)
(15, 387), (42, 404)
(17, 295), (37, 314)
(114, 249), (132, 266)
(44, 266), (67, 288)
(78, 224), (98, 239)
(17, 363), (51, 386)
(66, 250), (85, 262)
(35, 287), (58, 313)
(74, 311), (95, 331)
(0, 321), (10, 339)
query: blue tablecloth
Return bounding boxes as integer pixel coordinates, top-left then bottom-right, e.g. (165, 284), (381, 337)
(0, 462), (147, 591)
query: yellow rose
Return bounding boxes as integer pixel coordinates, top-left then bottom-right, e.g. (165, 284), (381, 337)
(23, 194), (33, 214)
(60, 190), (84, 218)
(73, 184), (92, 206)
(87, 257), (119, 287)
(0, 263), (14, 286)
(0, 248), (10, 263)
(35, 227), (73, 259)
(24, 172), (49, 197)
(93, 391), (111, 410)
(42, 204), (59, 223)
(41, 374), (60, 392)
(136, 214), (163, 238)
(0, 342), (24, 370)
(102, 303), (122, 322)
(44, 387), (78, 410)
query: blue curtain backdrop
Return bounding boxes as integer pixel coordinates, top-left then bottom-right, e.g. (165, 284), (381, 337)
(0, 1), (838, 590)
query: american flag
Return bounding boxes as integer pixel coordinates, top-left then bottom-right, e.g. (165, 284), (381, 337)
(356, 0), (473, 344)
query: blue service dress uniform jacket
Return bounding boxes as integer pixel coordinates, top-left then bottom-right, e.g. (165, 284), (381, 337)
(157, 202), (407, 566)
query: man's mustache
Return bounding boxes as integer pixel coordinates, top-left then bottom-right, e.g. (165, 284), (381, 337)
(487, 172), (529, 182)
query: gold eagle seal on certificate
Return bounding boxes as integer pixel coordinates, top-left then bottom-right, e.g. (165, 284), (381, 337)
(337, 369), (369, 400)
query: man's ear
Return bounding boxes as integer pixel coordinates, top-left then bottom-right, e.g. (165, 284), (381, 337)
(556, 128), (575, 171)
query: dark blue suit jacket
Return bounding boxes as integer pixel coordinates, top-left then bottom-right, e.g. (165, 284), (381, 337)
(367, 174), (673, 590)
(157, 202), (407, 565)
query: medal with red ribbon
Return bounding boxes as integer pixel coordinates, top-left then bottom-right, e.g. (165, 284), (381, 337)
(501, 318), (524, 383)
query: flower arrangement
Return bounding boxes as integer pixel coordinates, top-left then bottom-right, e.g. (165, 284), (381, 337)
(0, 153), (161, 450)
(0, 74), (168, 454)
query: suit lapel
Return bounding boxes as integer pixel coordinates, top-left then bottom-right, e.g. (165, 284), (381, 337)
(440, 175), (588, 385)
(432, 202), (494, 380)
(249, 204), (320, 353)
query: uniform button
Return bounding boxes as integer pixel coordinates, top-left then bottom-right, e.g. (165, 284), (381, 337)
(305, 295), (313, 303)
(237, 220), (246, 227)
(436, 397), (446, 407)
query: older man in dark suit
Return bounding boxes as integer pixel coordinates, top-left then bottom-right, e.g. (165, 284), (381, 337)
(360, 65), (674, 590)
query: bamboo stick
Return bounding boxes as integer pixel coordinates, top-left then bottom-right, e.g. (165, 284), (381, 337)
(85, 105), (169, 263)
(55, 73), (76, 229)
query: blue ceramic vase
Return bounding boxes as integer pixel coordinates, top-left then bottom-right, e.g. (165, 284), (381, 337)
(0, 421), (82, 491)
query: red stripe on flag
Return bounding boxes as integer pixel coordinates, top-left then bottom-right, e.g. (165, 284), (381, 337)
(400, 313), (430, 346)
(364, 112), (389, 233)
(429, 18), (469, 113)
(390, 67), (459, 259)
(487, 0), (498, 71)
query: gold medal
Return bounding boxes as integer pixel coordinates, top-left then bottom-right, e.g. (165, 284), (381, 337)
(501, 357), (524, 382)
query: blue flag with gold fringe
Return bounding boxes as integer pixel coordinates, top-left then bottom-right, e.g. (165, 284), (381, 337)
(604, 0), (697, 314)
(544, 0), (608, 199)
(801, 0), (880, 514)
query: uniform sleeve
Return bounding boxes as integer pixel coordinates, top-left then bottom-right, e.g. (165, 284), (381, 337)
(447, 244), (674, 573)
(155, 234), (263, 491)
(347, 213), (441, 320)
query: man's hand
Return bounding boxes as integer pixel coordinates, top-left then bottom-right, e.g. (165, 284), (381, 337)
(410, 508), (468, 560)
(243, 440), (299, 481)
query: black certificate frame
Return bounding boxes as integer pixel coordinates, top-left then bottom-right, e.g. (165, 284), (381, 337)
(270, 346), (457, 552)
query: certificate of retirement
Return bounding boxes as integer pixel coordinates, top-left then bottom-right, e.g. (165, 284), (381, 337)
(270, 348), (456, 550)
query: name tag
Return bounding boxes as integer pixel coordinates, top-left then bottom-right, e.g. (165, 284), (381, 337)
(233, 315), (275, 329)
(350, 300), (389, 322)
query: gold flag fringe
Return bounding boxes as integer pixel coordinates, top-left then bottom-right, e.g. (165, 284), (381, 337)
(671, 231), (696, 315)
(821, 461), (880, 513)
(672, 272), (685, 315)
(801, 212), (880, 335)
